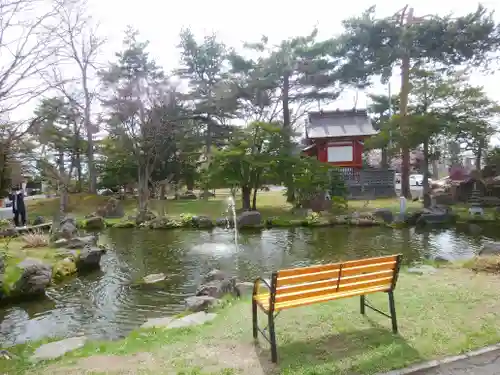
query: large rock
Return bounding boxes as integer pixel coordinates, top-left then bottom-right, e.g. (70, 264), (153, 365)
(141, 312), (217, 329)
(479, 242), (500, 256)
(196, 277), (239, 299)
(84, 216), (105, 230)
(76, 245), (105, 272)
(142, 273), (167, 284)
(185, 295), (219, 312)
(58, 217), (78, 239)
(192, 216), (214, 229)
(11, 258), (52, 297)
(215, 217), (231, 227)
(67, 235), (98, 249)
(415, 207), (457, 226)
(372, 208), (394, 224)
(203, 269), (228, 283)
(236, 211), (262, 228)
(31, 337), (87, 361)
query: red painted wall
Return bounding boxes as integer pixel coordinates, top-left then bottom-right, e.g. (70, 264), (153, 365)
(315, 137), (365, 168)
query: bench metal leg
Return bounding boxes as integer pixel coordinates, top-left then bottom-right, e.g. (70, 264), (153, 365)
(268, 310), (278, 363)
(252, 298), (258, 339)
(360, 295), (365, 315)
(388, 291), (398, 334)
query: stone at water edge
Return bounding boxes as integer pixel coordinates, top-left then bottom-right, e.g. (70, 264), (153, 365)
(75, 245), (105, 272)
(192, 215), (214, 229)
(407, 265), (437, 275)
(236, 211), (262, 228)
(142, 273), (167, 284)
(31, 336), (87, 361)
(167, 312), (217, 328)
(185, 295), (219, 312)
(372, 208), (394, 224)
(203, 269), (228, 283)
(66, 235), (98, 249)
(479, 242), (500, 256)
(84, 216), (105, 230)
(140, 312), (217, 329)
(11, 258), (52, 296)
(141, 316), (175, 329)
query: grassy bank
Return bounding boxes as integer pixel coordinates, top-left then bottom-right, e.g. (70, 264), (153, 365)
(0, 236), (80, 299)
(4, 267), (500, 375)
(26, 191), (423, 222)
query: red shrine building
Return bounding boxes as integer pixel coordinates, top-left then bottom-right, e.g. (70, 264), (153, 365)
(301, 109), (377, 169)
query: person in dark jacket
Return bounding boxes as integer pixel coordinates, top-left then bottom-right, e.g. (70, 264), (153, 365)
(9, 185), (26, 227)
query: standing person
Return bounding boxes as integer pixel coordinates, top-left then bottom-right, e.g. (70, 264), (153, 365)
(9, 185), (26, 227)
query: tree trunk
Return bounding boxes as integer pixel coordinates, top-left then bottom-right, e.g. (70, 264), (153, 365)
(476, 141), (484, 170)
(252, 188), (258, 211)
(431, 159), (439, 179)
(399, 51), (411, 199)
(186, 174), (195, 191)
(82, 69), (97, 194)
(399, 9), (413, 199)
(203, 121), (212, 200)
(137, 166), (149, 212)
(76, 151), (82, 192)
(241, 186), (251, 211)
(160, 184), (166, 200)
(282, 71), (295, 203)
(60, 184), (69, 214)
(381, 149), (389, 168)
(423, 140), (431, 208)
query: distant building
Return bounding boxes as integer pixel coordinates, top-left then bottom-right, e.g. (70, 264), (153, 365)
(301, 109), (378, 169)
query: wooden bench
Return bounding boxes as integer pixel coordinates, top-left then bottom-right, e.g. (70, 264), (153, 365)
(252, 254), (402, 363)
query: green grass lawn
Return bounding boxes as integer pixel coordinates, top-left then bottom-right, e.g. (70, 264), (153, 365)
(25, 190), (424, 224)
(6, 268), (500, 375)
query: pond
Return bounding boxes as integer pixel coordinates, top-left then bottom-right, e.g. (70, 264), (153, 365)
(0, 225), (496, 346)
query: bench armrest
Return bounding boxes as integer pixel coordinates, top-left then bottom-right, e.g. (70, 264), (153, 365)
(252, 277), (272, 297)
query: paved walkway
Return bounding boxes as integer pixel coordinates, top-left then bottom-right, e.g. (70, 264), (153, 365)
(413, 349), (500, 374)
(381, 347), (500, 375)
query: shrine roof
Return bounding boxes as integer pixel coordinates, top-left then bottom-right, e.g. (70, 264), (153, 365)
(306, 109), (377, 139)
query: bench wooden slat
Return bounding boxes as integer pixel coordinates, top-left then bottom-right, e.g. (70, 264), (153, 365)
(255, 284), (390, 311)
(277, 255), (398, 278)
(275, 276), (393, 304)
(276, 259), (397, 287)
(276, 269), (394, 295)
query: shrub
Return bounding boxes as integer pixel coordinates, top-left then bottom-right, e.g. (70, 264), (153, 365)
(180, 213), (194, 226)
(331, 196), (348, 213)
(305, 212), (320, 225)
(21, 230), (49, 248)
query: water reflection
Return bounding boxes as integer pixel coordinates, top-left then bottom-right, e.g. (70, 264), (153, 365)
(0, 226), (496, 345)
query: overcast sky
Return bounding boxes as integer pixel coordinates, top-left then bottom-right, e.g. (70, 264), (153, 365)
(86, 0), (500, 109)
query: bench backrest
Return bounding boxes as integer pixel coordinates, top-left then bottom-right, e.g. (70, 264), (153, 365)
(270, 254), (402, 305)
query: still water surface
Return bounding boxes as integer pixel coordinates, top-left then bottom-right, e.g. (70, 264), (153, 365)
(0, 226), (495, 345)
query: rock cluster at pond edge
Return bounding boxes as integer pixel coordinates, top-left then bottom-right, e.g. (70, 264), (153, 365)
(0, 216), (107, 305)
(184, 269), (252, 313)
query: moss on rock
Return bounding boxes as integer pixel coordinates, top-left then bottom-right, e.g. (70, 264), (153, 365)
(52, 257), (77, 282)
(112, 220), (136, 228)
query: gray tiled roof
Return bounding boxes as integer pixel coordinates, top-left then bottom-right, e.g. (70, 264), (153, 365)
(306, 110), (378, 139)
